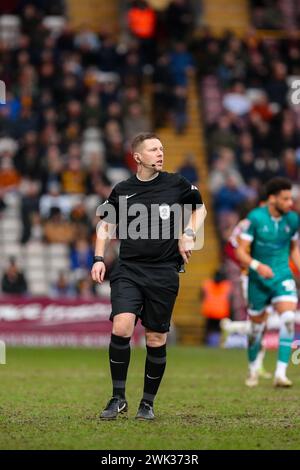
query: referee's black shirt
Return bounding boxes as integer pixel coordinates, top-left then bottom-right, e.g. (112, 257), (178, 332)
(99, 171), (203, 264)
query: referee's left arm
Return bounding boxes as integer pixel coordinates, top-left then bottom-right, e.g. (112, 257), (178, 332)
(179, 204), (207, 263)
(184, 203), (207, 234)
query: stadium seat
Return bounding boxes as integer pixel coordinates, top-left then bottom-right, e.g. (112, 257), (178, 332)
(25, 256), (46, 269)
(0, 15), (20, 47)
(29, 280), (48, 296)
(24, 242), (45, 257)
(47, 244), (69, 258)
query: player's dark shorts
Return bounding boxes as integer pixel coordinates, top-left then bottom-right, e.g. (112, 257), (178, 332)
(109, 260), (180, 333)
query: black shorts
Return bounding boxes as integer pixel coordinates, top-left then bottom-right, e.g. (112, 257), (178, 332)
(109, 260), (180, 333)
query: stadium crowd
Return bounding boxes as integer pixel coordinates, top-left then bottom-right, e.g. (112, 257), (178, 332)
(194, 27), (300, 241)
(1, 0), (300, 305)
(0, 0), (197, 296)
(193, 11), (300, 317)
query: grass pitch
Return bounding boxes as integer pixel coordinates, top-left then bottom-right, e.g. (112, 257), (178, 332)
(0, 346), (299, 450)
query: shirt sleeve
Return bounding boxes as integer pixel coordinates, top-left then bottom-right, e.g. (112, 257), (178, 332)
(97, 186), (119, 224)
(178, 176), (203, 209)
(240, 212), (257, 242)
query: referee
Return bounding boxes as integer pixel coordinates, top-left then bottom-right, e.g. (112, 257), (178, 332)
(91, 133), (206, 420)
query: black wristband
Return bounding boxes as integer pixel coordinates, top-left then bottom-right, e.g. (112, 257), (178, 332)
(93, 256), (105, 265)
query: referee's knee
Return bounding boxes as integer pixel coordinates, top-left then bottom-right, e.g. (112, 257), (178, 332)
(145, 331), (167, 348)
(112, 314), (135, 338)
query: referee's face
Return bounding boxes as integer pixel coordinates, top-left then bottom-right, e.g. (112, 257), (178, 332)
(139, 138), (164, 170)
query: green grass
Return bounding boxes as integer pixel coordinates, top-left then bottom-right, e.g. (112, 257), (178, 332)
(0, 346), (299, 450)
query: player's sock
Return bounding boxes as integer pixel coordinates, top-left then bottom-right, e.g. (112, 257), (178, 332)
(256, 346), (266, 370)
(275, 311), (295, 377)
(109, 334), (131, 399)
(142, 343), (166, 405)
(247, 322), (265, 372)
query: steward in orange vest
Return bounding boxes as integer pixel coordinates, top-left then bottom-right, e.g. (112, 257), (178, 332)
(128, 2), (156, 39)
(201, 271), (232, 320)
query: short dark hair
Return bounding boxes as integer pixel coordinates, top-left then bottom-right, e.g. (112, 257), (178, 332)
(131, 132), (159, 152)
(265, 177), (292, 197)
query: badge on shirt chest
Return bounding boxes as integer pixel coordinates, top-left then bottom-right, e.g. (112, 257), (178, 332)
(159, 204), (170, 220)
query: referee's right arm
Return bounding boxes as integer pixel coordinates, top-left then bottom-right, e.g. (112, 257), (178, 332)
(91, 220), (116, 284)
(92, 187), (119, 284)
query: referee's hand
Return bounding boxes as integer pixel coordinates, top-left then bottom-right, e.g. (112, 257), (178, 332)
(91, 261), (106, 283)
(178, 234), (194, 264)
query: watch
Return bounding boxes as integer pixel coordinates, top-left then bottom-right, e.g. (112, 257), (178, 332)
(183, 228), (196, 239)
(93, 256), (105, 265)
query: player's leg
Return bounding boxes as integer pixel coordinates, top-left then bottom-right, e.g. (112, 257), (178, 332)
(256, 305), (273, 379)
(241, 273), (271, 379)
(246, 278), (269, 386)
(272, 299), (297, 387)
(246, 311), (268, 387)
(136, 329), (167, 420)
(100, 312), (136, 420)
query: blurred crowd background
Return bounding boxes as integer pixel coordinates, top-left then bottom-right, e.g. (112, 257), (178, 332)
(0, 0), (300, 322)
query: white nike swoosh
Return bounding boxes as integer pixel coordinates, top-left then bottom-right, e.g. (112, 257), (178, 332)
(146, 374), (160, 380)
(110, 359), (125, 364)
(118, 403), (126, 412)
(125, 193), (137, 199)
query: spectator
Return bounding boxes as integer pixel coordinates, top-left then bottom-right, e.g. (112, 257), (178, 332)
(61, 157), (87, 195)
(76, 274), (95, 299)
(20, 178), (41, 243)
(82, 92), (103, 128)
(209, 147), (244, 194)
(43, 207), (76, 244)
(223, 82), (251, 116)
(172, 85), (188, 134)
(178, 153), (199, 185)
(214, 175), (247, 214)
(1, 257), (28, 295)
(266, 62), (288, 108)
(152, 53), (173, 128)
(70, 238), (94, 271)
(165, 0), (193, 42)
(282, 148), (299, 182)
(169, 42), (194, 87)
(41, 145), (63, 194)
(74, 25), (101, 52)
(50, 271), (75, 298)
(0, 155), (21, 193)
(124, 102), (151, 142)
(70, 202), (92, 238)
(29, 212), (43, 242)
(208, 115), (238, 156)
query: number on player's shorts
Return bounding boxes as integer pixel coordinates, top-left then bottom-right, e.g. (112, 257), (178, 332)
(282, 279), (296, 291)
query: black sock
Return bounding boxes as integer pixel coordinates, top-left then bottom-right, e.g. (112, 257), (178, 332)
(142, 344), (167, 405)
(109, 334), (131, 399)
